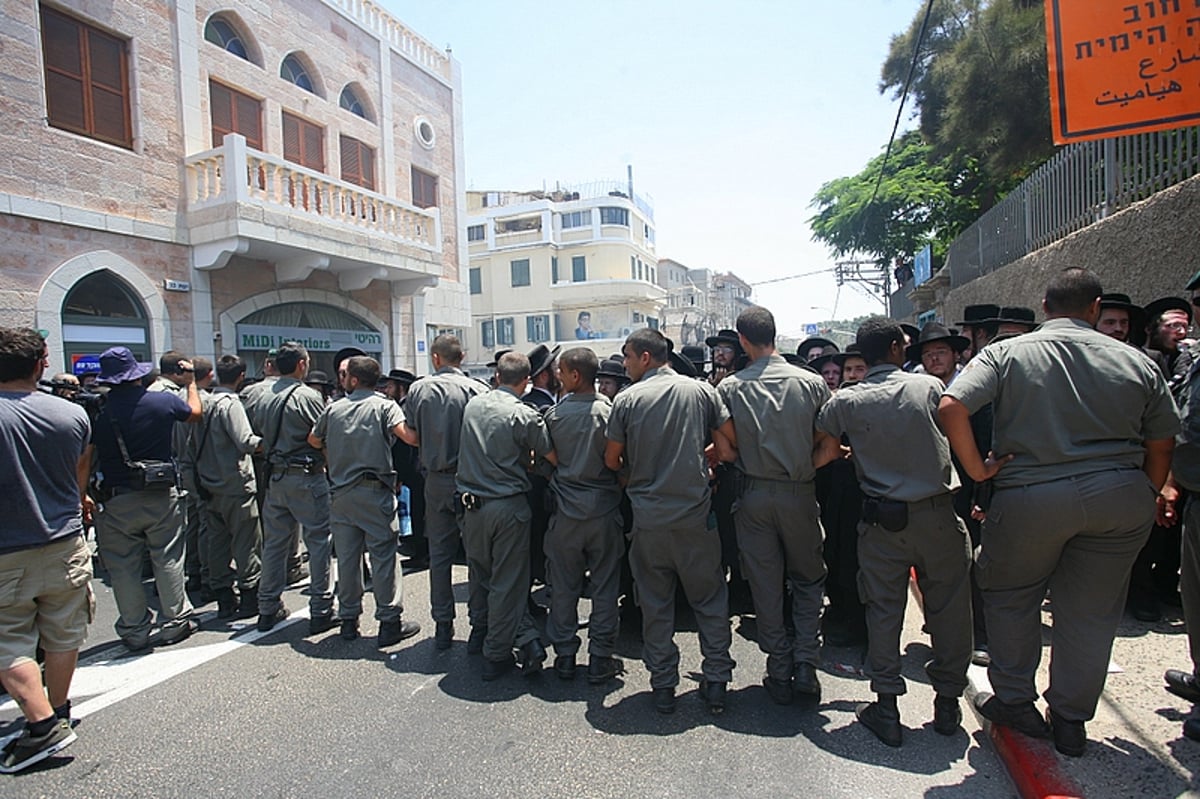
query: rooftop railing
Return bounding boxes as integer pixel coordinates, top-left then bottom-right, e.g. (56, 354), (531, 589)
(323, 0), (451, 80)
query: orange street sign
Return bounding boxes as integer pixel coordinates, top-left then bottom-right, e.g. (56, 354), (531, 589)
(1046, 0), (1200, 143)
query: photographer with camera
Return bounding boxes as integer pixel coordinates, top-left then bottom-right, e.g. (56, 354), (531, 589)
(87, 346), (201, 652)
(0, 328), (92, 772)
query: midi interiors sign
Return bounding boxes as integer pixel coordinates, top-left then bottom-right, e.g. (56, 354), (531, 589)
(235, 325), (383, 353)
(1046, 0), (1200, 143)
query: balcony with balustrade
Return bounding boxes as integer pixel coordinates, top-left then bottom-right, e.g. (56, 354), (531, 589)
(184, 134), (443, 292)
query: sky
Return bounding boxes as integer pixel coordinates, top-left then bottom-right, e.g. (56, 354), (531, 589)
(385, 0), (922, 338)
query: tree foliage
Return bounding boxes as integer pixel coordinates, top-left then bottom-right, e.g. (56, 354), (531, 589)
(811, 0), (1054, 267)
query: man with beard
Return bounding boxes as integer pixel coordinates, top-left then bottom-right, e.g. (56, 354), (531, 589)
(1096, 293), (1144, 344)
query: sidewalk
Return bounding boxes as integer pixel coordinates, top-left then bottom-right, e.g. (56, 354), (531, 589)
(966, 599), (1200, 798)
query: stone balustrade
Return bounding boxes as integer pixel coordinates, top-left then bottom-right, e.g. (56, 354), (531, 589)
(324, 0), (452, 80)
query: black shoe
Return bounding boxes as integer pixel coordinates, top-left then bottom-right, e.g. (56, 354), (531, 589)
(763, 675), (794, 706)
(287, 564), (309, 586)
(1183, 716), (1200, 741)
(308, 613), (337, 635)
(340, 619), (360, 641)
(257, 606), (289, 633)
(1165, 669), (1200, 704)
(378, 619), (421, 648)
(482, 653), (516, 681)
(856, 700), (903, 747)
(518, 639), (547, 676)
(1047, 709), (1087, 757)
(652, 686), (676, 714)
(215, 588), (238, 620)
(234, 587), (258, 620)
(554, 655), (577, 680)
(121, 636), (151, 654)
(467, 626), (487, 655)
(0, 719), (76, 774)
(435, 621), (454, 650)
(158, 619), (195, 646)
(793, 662), (821, 699)
(701, 680), (726, 715)
(934, 695), (962, 735)
(973, 692), (1050, 739)
(971, 648), (992, 667)
(587, 656), (624, 685)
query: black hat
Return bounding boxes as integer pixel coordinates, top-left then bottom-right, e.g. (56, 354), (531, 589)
(333, 347), (367, 369)
(905, 322), (970, 363)
(899, 323), (921, 344)
(956, 304), (1001, 327)
(797, 337), (838, 361)
(681, 345), (706, 373)
(832, 343), (866, 367)
(486, 349), (512, 369)
(384, 368), (417, 385)
(994, 306), (1038, 329)
(527, 344), (561, 377)
(1099, 293), (1147, 329)
(664, 336), (698, 378)
(305, 370), (334, 388)
(782, 352), (818, 373)
(705, 329), (742, 351)
(809, 352), (840, 374)
(597, 358), (629, 383)
(1144, 296), (1193, 324)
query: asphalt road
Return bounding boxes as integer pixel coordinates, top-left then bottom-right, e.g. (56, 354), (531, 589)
(0, 549), (1016, 798)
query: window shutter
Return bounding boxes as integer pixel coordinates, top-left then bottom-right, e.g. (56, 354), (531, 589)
(339, 136), (374, 190)
(210, 82), (233, 139)
(40, 7), (130, 148)
(235, 93), (262, 149)
(41, 11), (86, 132)
(302, 122), (323, 171)
(282, 113), (301, 163)
(526, 316), (536, 342)
(359, 144), (374, 190)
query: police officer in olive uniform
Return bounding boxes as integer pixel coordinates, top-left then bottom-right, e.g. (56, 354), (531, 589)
(604, 328), (737, 715)
(187, 355), (262, 620)
(309, 356), (420, 648)
(716, 307), (841, 705)
(398, 334), (487, 650)
(542, 348), (624, 684)
(942, 268), (1179, 757)
(250, 342), (336, 635)
(817, 317), (973, 748)
(456, 352), (557, 680)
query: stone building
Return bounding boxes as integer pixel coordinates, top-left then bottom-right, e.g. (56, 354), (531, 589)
(0, 0), (469, 376)
(656, 258), (753, 350)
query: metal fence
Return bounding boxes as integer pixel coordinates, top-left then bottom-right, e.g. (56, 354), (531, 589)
(947, 126), (1200, 288)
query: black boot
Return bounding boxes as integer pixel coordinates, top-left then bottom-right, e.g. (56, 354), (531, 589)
(856, 693), (902, 747)
(215, 588), (238, 620)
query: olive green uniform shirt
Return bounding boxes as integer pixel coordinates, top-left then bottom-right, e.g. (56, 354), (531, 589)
(945, 317), (1180, 488)
(456, 387), (553, 499)
(240, 375), (278, 428)
(544, 392), (620, 519)
(817, 363), (959, 502)
(312, 388), (405, 491)
(404, 366), (488, 473)
(185, 387), (261, 496)
(250, 376), (325, 465)
(718, 353), (830, 482)
(607, 365), (731, 529)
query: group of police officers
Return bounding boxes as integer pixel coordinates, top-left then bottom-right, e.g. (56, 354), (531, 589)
(63, 264), (1200, 761)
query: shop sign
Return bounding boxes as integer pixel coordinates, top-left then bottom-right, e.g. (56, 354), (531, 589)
(235, 324), (384, 352)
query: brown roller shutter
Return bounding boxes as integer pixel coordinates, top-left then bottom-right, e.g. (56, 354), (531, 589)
(282, 111), (322, 171)
(339, 135), (374, 190)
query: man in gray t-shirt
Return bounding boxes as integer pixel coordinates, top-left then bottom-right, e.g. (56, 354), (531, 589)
(605, 328), (737, 715)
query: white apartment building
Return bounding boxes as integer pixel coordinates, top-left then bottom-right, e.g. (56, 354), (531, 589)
(0, 0), (469, 376)
(464, 183), (665, 368)
(657, 258), (754, 349)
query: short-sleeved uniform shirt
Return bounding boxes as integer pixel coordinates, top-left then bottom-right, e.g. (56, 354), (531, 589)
(544, 392), (620, 519)
(404, 366), (488, 472)
(457, 387), (553, 500)
(240, 376), (279, 430)
(817, 363), (959, 502)
(944, 317), (1181, 488)
(718, 353), (831, 482)
(312, 388), (405, 491)
(607, 365), (730, 529)
(251, 376), (326, 464)
(192, 387), (261, 495)
(92, 384), (192, 489)
(0, 391), (91, 554)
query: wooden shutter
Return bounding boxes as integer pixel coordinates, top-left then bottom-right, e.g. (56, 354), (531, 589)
(411, 167), (438, 208)
(210, 81), (262, 149)
(40, 6), (131, 148)
(283, 111), (323, 171)
(339, 135), (374, 190)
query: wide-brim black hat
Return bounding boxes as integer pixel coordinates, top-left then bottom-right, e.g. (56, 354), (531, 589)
(305, 370), (334, 388)
(797, 337), (838, 360)
(705, 329), (742, 350)
(899, 324), (920, 344)
(1099, 293), (1146, 327)
(782, 352), (818, 373)
(527, 344), (561, 377)
(809, 352), (840, 373)
(486, 349), (512, 369)
(333, 347), (367, 369)
(956, 304), (1001, 327)
(681, 345), (707, 372)
(832, 344), (865, 367)
(905, 322), (970, 363)
(384, 368), (416, 385)
(597, 358), (629, 382)
(993, 306), (1038, 328)
(1145, 296), (1193, 324)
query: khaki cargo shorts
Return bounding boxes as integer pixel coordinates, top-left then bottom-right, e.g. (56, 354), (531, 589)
(0, 535), (94, 671)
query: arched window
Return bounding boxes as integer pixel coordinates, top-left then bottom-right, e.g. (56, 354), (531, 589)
(280, 54), (315, 94)
(339, 85), (368, 119)
(204, 16), (249, 60)
(236, 302), (380, 377)
(61, 270), (151, 362)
